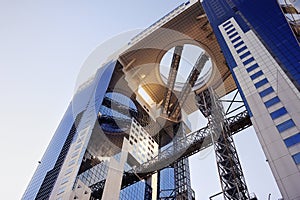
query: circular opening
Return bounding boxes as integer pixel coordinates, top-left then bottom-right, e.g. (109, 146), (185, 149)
(160, 44), (213, 91)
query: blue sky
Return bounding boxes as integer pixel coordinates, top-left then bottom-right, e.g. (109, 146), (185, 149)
(0, 1), (282, 199)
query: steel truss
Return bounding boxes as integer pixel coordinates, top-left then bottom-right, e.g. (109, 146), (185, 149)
(174, 158), (194, 200)
(162, 46), (183, 115)
(204, 88), (250, 200)
(169, 53), (209, 120)
(90, 109), (251, 197)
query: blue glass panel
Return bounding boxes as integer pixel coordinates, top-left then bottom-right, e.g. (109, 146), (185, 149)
(292, 152), (300, 164)
(239, 51), (251, 59)
(231, 0), (300, 87)
(231, 36), (241, 43)
(227, 28), (236, 35)
(284, 133), (300, 147)
(229, 32), (238, 39)
(264, 97), (280, 108)
(277, 119), (296, 133)
(250, 70), (263, 80)
(236, 45), (248, 54)
(255, 78), (268, 88)
(234, 41), (244, 48)
(270, 107), (288, 119)
(259, 87), (274, 97)
(243, 57), (255, 66)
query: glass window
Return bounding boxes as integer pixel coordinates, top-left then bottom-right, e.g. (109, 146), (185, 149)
(239, 51), (251, 59)
(243, 57), (255, 66)
(292, 152), (300, 165)
(264, 96), (280, 108)
(234, 41), (244, 48)
(284, 133), (300, 147)
(227, 28), (236, 35)
(250, 70), (263, 80)
(246, 63), (259, 72)
(229, 32), (238, 39)
(223, 21), (231, 27)
(259, 87), (274, 97)
(276, 119), (296, 133)
(237, 45), (247, 54)
(255, 78), (268, 88)
(270, 107), (288, 120)
(231, 36), (241, 43)
(225, 24), (234, 31)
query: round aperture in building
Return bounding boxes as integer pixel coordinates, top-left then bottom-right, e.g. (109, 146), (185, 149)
(160, 44), (213, 91)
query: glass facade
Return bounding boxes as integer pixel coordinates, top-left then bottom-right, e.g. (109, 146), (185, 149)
(232, 0), (300, 89)
(22, 61), (117, 200)
(120, 181), (151, 200)
(22, 104), (75, 200)
(159, 167), (175, 198)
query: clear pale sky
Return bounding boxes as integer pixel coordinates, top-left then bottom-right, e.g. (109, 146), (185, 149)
(0, 1), (282, 199)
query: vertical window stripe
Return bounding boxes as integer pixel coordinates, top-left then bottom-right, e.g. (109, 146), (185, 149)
(246, 63), (259, 72)
(243, 57), (255, 66)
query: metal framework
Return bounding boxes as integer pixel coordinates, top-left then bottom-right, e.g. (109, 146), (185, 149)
(162, 46), (184, 115)
(89, 109), (252, 197)
(174, 158), (194, 200)
(169, 53), (209, 120)
(204, 89), (250, 200)
(92, 49), (254, 199)
(280, 1), (300, 39)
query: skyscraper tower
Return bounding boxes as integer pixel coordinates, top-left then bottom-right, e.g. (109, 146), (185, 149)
(23, 0), (300, 199)
(202, 0), (300, 199)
